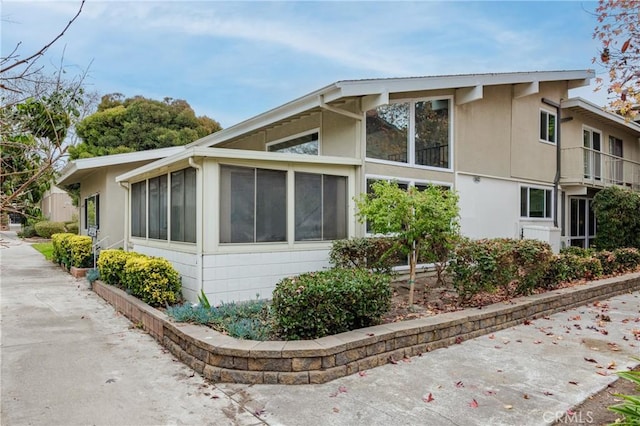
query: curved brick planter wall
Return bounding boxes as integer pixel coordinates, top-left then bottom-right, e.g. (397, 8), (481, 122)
(93, 273), (640, 385)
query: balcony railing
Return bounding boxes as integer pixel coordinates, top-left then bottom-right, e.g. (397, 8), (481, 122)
(561, 147), (640, 190)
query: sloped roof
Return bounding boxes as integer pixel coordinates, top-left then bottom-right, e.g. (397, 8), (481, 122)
(186, 69), (594, 149)
(57, 146), (186, 186)
(561, 97), (640, 137)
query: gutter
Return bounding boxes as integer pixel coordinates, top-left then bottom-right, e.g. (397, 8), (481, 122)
(542, 98), (561, 228)
(188, 157), (204, 298)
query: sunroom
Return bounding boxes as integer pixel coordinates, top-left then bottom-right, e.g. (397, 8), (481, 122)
(116, 147), (361, 303)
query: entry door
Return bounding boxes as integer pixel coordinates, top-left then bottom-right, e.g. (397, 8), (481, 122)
(569, 197), (596, 248)
(583, 129), (601, 180)
(610, 136), (623, 184)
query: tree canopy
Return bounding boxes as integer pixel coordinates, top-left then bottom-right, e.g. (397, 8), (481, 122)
(593, 0), (640, 119)
(69, 94), (222, 159)
(355, 181), (460, 305)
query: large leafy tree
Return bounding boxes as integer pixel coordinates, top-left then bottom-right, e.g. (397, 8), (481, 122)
(1, 80), (85, 217)
(355, 181), (460, 306)
(1, 0), (89, 220)
(69, 94), (222, 159)
(593, 0), (640, 119)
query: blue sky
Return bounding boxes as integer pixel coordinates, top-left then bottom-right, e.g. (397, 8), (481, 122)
(2, 1), (607, 128)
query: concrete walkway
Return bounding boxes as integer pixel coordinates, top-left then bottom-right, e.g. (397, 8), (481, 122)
(1, 231), (639, 426)
(0, 232), (263, 426)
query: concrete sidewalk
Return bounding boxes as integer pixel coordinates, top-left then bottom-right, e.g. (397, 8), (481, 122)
(1, 231), (639, 426)
(0, 232), (263, 426)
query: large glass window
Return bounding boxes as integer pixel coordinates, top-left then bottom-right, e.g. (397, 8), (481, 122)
(295, 173), (347, 241)
(171, 168), (196, 243)
(583, 128), (602, 180)
(131, 182), (146, 238)
(520, 186), (552, 219)
(148, 175), (168, 240)
(268, 131), (319, 155)
(220, 166), (287, 243)
(366, 99), (450, 169)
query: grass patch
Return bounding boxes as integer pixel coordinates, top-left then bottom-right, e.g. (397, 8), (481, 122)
(32, 242), (54, 261)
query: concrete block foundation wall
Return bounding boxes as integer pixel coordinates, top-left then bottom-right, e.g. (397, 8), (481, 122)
(93, 273), (640, 385)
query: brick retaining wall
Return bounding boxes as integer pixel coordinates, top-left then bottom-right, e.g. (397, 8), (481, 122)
(93, 273), (640, 385)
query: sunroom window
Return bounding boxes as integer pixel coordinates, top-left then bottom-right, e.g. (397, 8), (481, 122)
(366, 99), (450, 169)
(170, 168), (196, 243)
(131, 181), (146, 238)
(219, 165), (287, 243)
(295, 172), (347, 241)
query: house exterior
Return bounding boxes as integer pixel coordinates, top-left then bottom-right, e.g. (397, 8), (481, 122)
(40, 185), (75, 223)
(107, 69), (639, 305)
(57, 146), (185, 249)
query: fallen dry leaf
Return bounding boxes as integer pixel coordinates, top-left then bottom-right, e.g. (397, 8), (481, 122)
(488, 334), (495, 340)
(533, 340), (542, 344)
(455, 381), (465, 388)
(569, 381), (579, 385)
(422, 393), (435, 403)
(543, 391), (554, 396)
(468, 399), (479, 408)
(597, 371), (609, 376)
(523, 394), (530, 399)
(484, 390), (497, 396)
(584, 357), (598, 363)
(504, 405), (513, 410)
(607, 361), (617, 370)
(358, 371), (367, 377)
(333, 407), (340, 413)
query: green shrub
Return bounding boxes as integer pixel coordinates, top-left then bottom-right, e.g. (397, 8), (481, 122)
(97, 249), (140, 285)
(18, 225), (37, 238)
(329, 237), (404, 274)
(65, 222), (79, 234)
(448, 238), (553, 300)
(593, 186), (640, 250)
(122, 256), (182, 306)
(613, 248), (640, 272)
(543, 254), (603, 287)
(271, 268), (392, 340)
(34, 221), (66, 238)
(594, 250), (618, 275)
(51, 233), (75, 267)
(560, 246), (595, 257)
(69, 235), (93, 268)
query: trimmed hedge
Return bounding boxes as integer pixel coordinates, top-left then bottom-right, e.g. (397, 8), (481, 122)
(51, 233), (76, 268)
(97, 250), (182, 307)
(329, 237), (404, 274)
(34, 221), (66, 238)
(271, 268), (392, 340)
(69, 235), (93, 268)
(448, 238), (553, 300)
(543, 254), (604, 287)
(65, 223), (79, 234)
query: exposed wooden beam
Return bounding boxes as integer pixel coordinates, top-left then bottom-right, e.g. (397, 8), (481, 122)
(514, 81), (539, 99)
(361, 92), (389, 112)
(318, 95), (363, 121)
(455, 85), (483, 105)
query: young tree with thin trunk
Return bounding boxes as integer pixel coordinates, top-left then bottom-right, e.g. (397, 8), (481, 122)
(355, 181), (460, 306)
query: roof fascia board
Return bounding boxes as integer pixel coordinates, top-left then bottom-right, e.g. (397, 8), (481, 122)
(116, 147), (362, 182)
(361, 92), (390, 111)
(562, 97), (640, 135)
(335, 70), (594, 98)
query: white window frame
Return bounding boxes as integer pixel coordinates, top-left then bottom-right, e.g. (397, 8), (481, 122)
(365, 96), (454, 172)
(519, 184), (554, 220)
(539, 108), (557, 145)
(266, 128), (321, 155)
(582, 126), (602, 181)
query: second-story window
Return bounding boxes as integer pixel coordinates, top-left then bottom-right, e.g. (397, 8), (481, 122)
(540, 109), (557, 144)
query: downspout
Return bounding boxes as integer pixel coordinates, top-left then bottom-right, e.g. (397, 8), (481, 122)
(542, 98), (561, 228)
(118, 182), (130, 251)
(188, 157), (204, 298)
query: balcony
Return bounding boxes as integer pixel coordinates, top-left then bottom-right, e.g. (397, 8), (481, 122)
(561, 147), (640, 191)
